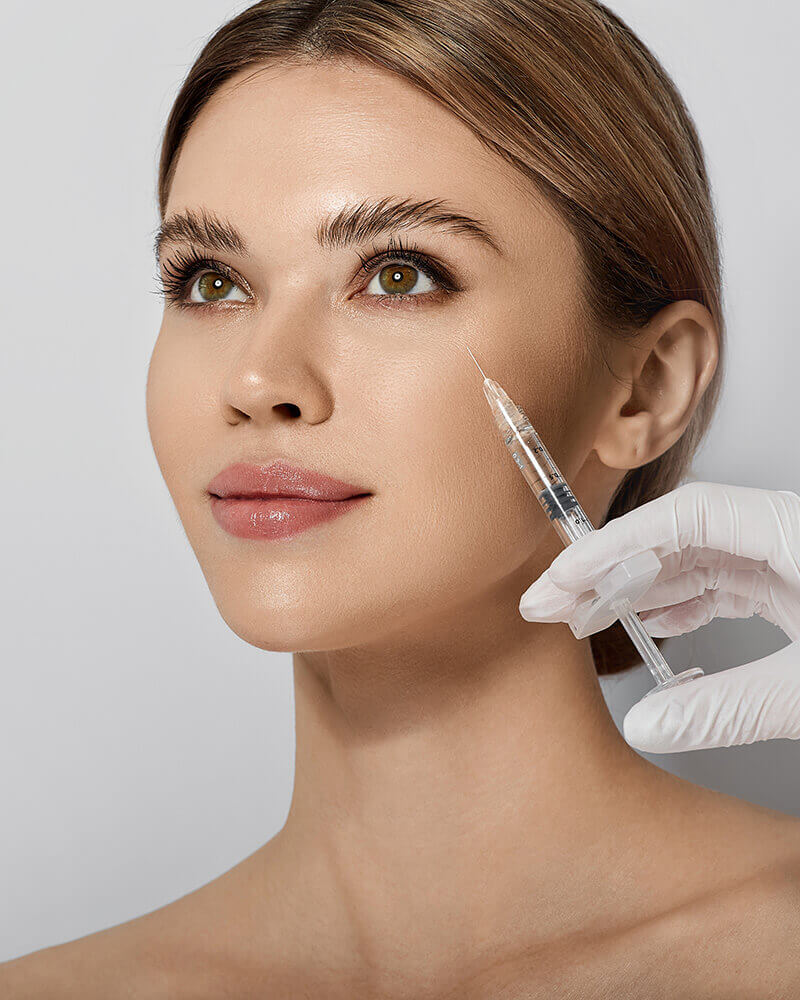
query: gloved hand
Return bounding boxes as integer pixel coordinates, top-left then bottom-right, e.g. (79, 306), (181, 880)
(518, 481), (800, 753)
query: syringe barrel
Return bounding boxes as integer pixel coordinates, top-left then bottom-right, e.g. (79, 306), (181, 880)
(480, 375), (690, 688)
(482, 378), (594, 549)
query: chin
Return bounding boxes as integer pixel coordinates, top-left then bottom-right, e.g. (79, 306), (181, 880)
(215, 609), (329, 653)
(206, 587), (365, 654)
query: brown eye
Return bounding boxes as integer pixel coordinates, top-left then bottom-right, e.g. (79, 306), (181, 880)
(189, 270), (248, 304)
(368, 263), (436, 297)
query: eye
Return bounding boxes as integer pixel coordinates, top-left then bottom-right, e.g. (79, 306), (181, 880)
(353, 236), (461, 305)
(365, 262), (437, 298)
(156, 248), (252, 310)
(188, 270), (249, 304)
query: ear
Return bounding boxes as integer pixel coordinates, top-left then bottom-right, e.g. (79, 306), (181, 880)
(593, 300), (719, 470)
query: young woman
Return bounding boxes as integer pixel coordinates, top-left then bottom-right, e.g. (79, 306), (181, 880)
(4, 0), (800, 995)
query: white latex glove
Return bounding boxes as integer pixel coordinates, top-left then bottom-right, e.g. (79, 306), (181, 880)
(518, 481), (800, 753)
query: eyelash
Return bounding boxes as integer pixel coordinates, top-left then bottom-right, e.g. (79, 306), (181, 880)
(155, 235), (461, 312)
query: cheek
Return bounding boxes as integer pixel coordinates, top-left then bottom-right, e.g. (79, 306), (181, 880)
(145, 327), (212, 497)
(371, 369), (554, 610)
(373, 322), (594, 617)
(146, 331), (183, 489)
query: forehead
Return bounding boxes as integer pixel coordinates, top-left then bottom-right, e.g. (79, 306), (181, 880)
(165, 59), (573, 262)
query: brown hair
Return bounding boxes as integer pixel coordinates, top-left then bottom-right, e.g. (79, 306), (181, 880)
(156, 0), (725, 675)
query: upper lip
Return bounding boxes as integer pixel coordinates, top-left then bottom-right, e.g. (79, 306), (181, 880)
(207, 460), (370, 501)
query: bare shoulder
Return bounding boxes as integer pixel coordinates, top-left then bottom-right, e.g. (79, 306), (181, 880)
(0, 933), (118, 998)
(0, 845), (278, 998)
(447, 857), (800, 1000)
(629, 854), (800, 998)
(0, 910), (178, 999)
(580, 813), (800, 999)
(580, 860), (800, 1000)
(638, 780), (800, 995)
(0, 843), (284, 999)
(445, 791), (800, 1000)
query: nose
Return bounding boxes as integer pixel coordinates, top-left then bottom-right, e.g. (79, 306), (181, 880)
(219, 308), (335, 426)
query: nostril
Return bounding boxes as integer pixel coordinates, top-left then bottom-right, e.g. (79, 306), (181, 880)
(273, 402), (301, 418)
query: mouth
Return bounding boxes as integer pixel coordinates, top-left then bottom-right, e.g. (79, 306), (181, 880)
(206, 460), (372, 540)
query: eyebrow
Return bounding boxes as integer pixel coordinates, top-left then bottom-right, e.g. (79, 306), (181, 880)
(153, 197), (505, 262)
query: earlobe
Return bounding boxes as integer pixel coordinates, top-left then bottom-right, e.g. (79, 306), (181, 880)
(593, 300), (719, 471)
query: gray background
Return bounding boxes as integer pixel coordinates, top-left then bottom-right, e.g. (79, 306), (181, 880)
(1, 0), (798, 961)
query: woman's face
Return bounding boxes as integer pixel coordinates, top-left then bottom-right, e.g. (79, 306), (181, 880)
(146, 59), (616, 652)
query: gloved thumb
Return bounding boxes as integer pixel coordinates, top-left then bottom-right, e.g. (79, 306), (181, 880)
(622, 640), (800, 753)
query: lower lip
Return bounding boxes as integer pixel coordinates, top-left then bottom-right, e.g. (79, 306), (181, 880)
(208, 494), (370, 540)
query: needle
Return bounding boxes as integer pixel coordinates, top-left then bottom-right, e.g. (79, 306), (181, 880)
(465, 344), (488, 380)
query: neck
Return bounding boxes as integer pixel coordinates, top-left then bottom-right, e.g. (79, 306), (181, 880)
(273, 575), (664, 984)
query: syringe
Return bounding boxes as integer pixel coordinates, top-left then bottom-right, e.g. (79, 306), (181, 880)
(468, 347), (703, 699)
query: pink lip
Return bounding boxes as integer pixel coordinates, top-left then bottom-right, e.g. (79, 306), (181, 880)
(207, 460), (371, 540)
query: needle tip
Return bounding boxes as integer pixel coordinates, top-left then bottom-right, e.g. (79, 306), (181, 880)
(464, 345), (488, 381)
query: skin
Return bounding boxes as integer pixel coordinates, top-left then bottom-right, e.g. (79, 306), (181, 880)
(4, 58), (800, 998)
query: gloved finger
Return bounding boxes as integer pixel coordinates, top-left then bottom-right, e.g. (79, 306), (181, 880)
(647, 548), (769, 591)
(622, 640), (800, 752)
(651, 553), (800, 641)
(518, 561), (770, 626)
(520, 493), (693, 604)
(669, 483), (800, 576)
(634, 562), (773, 614)
(639, 590), (762, 637)
(526, 483), (799, 604)
(518, 582), (581, 622)
(519, 485), (709, 610)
